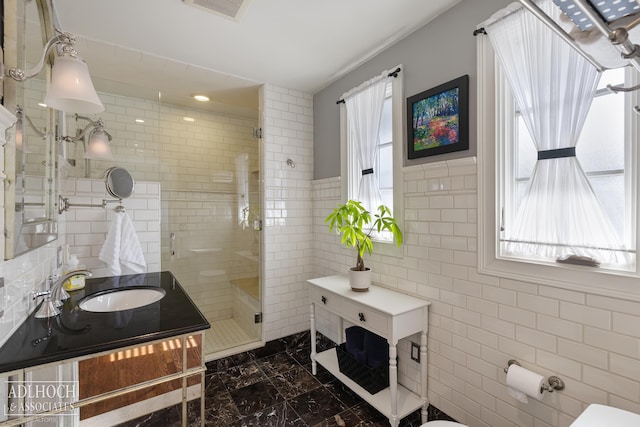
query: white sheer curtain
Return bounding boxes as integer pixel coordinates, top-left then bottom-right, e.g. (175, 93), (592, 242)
(487, 0), (626, 263)
(343, 73), (389, 212)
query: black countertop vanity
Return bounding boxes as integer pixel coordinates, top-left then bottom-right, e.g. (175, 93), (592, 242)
(0, 271), (210, 373)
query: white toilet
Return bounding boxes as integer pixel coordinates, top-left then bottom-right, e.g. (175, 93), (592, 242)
(420, 404), (640, 427)
(570, 404), (640, 426)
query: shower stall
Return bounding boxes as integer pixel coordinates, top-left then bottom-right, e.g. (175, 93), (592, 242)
(157, 119), (263, 359)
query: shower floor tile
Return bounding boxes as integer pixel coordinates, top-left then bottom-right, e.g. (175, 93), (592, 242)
(204, 318), (254, 355)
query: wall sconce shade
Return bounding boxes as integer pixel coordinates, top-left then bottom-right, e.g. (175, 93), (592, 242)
(43, 56), (104, 114)
(84, 128), (113, 160)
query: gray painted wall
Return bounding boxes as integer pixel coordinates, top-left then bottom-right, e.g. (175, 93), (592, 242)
(312, 0), (512, 180)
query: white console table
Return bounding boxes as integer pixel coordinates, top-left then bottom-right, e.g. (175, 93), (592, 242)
(308, 276), (430, 427)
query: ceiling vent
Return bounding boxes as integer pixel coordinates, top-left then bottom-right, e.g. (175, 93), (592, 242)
(183, 0), (250, 20)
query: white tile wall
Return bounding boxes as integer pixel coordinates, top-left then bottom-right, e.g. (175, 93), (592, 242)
(0, 244), (58, 347)
(311, 158), (640, 427)
(261, 84), (315, 341)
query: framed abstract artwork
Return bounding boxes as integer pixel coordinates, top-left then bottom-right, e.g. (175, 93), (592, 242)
(406, 74), (469, 159)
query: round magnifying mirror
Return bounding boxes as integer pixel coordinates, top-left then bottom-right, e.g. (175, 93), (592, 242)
(105, 167), (135, 199)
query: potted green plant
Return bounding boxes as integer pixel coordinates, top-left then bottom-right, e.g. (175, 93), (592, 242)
(325, 199), (403, 291)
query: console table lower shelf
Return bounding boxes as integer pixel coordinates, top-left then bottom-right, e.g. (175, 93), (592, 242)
(316, 347), (423, 420)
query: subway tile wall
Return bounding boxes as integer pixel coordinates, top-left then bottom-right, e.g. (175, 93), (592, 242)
(311, 158), (640, 427)
(260, 84), (315, 341)
(0, 244), (58, 348)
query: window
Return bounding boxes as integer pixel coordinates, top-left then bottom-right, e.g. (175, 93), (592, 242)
(477, 10), (640, 297)
(340, 67), (403, 249)
(501, 67), (635, 267)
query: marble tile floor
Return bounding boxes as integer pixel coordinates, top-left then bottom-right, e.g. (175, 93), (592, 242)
(117, 331), (457, 427)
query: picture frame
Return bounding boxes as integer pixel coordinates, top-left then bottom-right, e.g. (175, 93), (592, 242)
(406, 74), (469, 159)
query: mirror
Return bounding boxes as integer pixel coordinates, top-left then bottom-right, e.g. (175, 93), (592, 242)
(104, 167), (134, 199)
(3, 0), (58, 259)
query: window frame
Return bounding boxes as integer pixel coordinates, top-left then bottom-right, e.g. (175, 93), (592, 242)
(477, 32), (640, 301)
(340, 65), (404, 256)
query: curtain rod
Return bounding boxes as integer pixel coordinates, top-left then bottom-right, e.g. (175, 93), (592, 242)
(473, 0), (605, 72)
(336, 67), (401, 104)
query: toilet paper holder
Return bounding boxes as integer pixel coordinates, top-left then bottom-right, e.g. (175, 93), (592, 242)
(504, 359), (565, 393)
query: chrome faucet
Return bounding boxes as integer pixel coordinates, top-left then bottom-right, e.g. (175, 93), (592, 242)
(33, 276), (59, 318)
(51, 270), (92, 307)
(33, 270), (93, 319)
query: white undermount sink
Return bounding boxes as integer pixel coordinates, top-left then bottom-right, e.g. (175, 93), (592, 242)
(79, 288), (166, 312)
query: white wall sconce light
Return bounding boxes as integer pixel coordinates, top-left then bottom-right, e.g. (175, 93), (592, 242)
(61, 114), (113, 161)
(2, 31), (104, 114)
(59, 114), (113, 178)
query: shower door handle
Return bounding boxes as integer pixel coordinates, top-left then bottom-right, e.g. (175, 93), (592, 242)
(170, 232), (176, 256)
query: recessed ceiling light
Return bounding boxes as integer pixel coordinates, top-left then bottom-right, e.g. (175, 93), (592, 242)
(183, 117), (196, 122)
(193, 95), (209, 102)
(135, 119), (145, 123)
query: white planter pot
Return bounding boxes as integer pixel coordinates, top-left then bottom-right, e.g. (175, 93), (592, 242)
(348, 267), (371, 292)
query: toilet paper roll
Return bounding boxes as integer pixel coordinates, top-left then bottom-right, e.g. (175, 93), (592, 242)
(506, 364), (544, 403)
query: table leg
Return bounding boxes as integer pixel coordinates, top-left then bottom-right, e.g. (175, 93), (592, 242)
(420, 330), (428, 423)
(389, 342), (399, 427)
(310, 303), (317, 375)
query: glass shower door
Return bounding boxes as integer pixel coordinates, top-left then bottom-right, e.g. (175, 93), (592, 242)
(157, 109), (262, 359)
(162, 185), (261, 357)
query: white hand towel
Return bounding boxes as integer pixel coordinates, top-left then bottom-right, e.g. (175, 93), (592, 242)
(99, 212), (124, 275)
(119, 213), (146, 274)
(99, 212), (146, 276)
